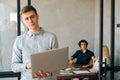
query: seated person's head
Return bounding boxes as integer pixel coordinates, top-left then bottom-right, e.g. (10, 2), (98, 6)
(78, 40), (88, 49)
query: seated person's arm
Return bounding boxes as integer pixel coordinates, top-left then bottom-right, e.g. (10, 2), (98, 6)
(81, 56), (95, 69)
(81, 63), (93, 69)
(69, 57), (74, 65)
(68, 57), (81, 68)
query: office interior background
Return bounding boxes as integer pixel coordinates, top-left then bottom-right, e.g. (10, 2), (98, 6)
(0, 0), (120, 80)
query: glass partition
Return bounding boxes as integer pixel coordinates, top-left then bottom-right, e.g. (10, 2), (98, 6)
(0, 0), (27, 72)
(0, 0), (28, 80)
(0, 0), (17, 71)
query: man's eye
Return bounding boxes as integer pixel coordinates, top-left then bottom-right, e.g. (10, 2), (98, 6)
(25, 18), (28, 20)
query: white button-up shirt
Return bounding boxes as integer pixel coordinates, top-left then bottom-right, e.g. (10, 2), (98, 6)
(11, 28), (58, 80)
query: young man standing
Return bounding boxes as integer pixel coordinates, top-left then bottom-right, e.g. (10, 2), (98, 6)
(11, 5), (58, 80)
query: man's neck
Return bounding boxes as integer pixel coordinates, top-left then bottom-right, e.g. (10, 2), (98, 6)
(30, 27), (41, 34)
(82, 49), (87, 53)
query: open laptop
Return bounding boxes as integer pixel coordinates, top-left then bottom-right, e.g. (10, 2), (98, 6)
(31, 47), (69, 78)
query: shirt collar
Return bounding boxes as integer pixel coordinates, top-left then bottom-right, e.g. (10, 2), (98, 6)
(27, 28), (44, 37)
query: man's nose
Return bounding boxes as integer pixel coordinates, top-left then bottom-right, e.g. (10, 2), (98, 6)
(29, 18), (33, 22)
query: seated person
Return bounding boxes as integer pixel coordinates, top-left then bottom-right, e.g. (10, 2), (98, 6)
(69, 40), (94, 69)
(68, 40), (95, 80)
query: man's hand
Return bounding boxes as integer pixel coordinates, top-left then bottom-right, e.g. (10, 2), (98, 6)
(69, 59), (74, 65)
(33, 70), (52, 78)
(81, 65), (88, 69)
(26, 62), (31, 69)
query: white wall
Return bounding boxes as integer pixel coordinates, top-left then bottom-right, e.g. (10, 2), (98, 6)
(114, 0), (120, 79)
(31, 0), (95, 57)
(115, 0), (120, 66)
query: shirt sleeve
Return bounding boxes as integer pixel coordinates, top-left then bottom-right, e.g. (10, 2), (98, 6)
(50, 34), (59, 49)
(91, 51), (95, 57)
(71, 50), (80, 59)
(11, 36), (26, 72)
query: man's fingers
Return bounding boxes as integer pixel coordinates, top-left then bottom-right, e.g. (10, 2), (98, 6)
(33, 70), (52, 78)
(45, 72), (52, 77)
(33, 73), (42, 78)
(38, 70), (47, 78)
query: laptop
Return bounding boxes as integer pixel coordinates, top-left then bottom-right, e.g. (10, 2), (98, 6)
(30, 47), (69, 78)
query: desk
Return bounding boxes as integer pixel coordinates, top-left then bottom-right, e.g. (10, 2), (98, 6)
(57, 72), (98, 80)
(0, 71), (21, 80)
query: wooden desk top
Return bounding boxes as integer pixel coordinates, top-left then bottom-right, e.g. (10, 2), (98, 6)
(57, 70), (98, 80)
(57, 73), (97, 79)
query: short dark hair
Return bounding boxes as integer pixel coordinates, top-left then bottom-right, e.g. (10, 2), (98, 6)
(20, 5), (38, 15)
(78, 40), (88, 47)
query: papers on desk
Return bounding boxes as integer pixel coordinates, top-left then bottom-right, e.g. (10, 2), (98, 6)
(59, 69), (90, 75)
(59, 70), (73, 75)
(73, 70), (90, 74)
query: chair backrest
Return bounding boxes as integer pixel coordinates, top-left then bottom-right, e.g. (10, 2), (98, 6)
(102, 45), (110, 64)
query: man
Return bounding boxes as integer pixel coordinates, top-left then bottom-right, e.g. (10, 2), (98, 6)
(11, 5), (58, 80)
(69, 40), (94, 69)
(68, 40), (94, 80)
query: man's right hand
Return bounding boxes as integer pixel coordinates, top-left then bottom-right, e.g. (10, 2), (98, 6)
(33, 70), (52, 78)
(26, 62), (31, 69)
(69, 59), (74, 65)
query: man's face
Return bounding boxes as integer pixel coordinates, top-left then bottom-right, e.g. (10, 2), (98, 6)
(80, 42), (87, 50)
(21, 10), (39, 30)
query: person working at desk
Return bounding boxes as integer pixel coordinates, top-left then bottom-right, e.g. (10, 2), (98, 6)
(11, 5), (58, 80)
(68, 40), (94, 80)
